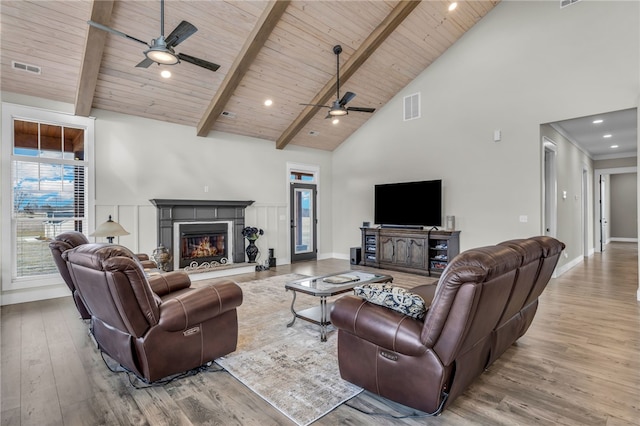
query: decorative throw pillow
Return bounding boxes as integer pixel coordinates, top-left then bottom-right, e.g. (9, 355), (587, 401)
(353, 283), (427, 319)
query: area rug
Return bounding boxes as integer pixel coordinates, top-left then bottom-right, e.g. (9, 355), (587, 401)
(215, 274), (363, 426)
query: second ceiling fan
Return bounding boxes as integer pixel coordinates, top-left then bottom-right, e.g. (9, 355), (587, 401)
(301, 45), (376, 118)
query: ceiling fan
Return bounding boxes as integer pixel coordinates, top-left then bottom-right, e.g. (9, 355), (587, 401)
(87, 0), (220, 72)
(301, 45), (376, 118)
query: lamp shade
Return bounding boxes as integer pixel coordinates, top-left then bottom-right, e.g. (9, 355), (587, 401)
(90, 215), (129, 242)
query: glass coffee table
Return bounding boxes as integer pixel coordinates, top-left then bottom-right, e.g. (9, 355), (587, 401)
(285, 270), (393, 342)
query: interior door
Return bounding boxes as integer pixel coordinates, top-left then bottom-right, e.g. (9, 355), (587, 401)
(543, 142), (557, 237)
(599, 174), (607, 252)
(290, 182), (317, 263)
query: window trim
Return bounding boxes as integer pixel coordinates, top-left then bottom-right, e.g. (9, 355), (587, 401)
(2, 103), (95, 291)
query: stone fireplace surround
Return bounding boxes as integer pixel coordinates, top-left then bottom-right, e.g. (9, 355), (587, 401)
(150, 199), (254, 271)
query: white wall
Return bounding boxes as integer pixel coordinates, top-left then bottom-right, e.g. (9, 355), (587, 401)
(331, 0), (639, 274)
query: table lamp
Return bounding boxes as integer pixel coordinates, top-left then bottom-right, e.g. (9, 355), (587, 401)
(90, 215), (130, 243)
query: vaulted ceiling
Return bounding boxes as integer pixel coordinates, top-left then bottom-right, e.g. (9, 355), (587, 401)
(1, 0), (499, 151)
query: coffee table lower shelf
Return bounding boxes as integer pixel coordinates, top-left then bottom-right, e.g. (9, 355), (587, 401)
(287, 296), (335, 342)
(290, 304), (334, 326)
(285, 271), (393, 342)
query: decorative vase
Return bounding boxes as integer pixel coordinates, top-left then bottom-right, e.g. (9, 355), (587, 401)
(246, 239), (259, 263)
(152, 244), (172, 272)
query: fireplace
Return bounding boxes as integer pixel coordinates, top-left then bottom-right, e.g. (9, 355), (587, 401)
(150, 199), (254, 271)
(178, 222), (228, 269)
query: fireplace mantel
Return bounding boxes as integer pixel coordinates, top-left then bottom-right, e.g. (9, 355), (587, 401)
(150, 199), (254, 270)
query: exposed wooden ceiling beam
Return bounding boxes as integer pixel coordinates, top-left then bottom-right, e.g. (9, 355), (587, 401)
(275, 0), (421, 150)
(196, 0), (290, 137)
(74, 0), (114, 116)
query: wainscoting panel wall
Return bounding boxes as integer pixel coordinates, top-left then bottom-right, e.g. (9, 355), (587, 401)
(94, 202), (289, 266)
(244, 203), (290, 266)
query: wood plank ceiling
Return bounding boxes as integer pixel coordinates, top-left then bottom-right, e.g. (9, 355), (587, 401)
(1, 0), (499, 151)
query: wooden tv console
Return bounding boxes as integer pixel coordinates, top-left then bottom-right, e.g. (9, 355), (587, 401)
(361, 227), (460, 276)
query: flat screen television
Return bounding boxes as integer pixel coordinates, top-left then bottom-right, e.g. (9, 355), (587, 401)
(374, 179), (442, 228)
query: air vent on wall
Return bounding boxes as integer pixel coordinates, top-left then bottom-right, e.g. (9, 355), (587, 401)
(220, 111), (236, 118)
(12, 61), (41, 75)
(560, 0), (581, 8)
(403, 92), (420, 121)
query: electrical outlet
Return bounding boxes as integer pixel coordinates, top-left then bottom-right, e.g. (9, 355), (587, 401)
(519, 215), (528, 223)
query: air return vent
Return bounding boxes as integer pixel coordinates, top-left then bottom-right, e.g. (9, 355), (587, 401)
(12, 61), (41, 75)
(403, 92), (420, 121)
(560, 0), (581, 8)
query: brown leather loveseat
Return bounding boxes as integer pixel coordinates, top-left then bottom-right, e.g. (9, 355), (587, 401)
(330, 236), (564, 414)
(63, 243), (243, 383)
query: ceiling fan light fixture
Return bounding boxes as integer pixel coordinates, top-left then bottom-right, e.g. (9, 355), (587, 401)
(145, 47), (179, 65)
(145, 37), (179, 65)
(329, 108), (348, 116)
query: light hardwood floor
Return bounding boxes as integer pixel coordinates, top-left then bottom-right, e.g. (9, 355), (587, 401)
(2, 242), (639, 425)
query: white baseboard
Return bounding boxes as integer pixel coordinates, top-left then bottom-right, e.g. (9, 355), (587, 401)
(330, 252), (350, 261)
(554, 255), (584, 277)
(609, 238), (639, 243)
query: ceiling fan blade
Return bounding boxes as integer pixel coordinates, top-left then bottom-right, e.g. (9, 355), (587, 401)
(165, 21), (198, 48)
(339, 91), (356, 107)
(347, 106), (376, 113)
(299, 103), (329, 108)
(135, 57), (155, 68)
(176, 53), (220, 72)
(87, 20), (149, 46)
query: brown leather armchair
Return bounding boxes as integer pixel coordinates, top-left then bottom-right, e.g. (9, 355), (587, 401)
(49, 231), (157, 319)
(63, 243), (243, 383)
(331, 236), (564, 414)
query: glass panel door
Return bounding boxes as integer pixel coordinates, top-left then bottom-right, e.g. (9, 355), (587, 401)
(290, 182), (316, 262)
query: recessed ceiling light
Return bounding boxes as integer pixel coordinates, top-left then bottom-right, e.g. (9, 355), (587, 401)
(611, 145), (619, 148)
(332, 118), (340, 125)
(603, 134), (612, 138)
(448, 2), (458, 11)
(592, 119), (603, 124)
(264, 99), (273, 106)
(160, 70), (171, 78)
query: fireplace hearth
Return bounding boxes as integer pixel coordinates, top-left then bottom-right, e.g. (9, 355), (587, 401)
(150, 199), (254, 271)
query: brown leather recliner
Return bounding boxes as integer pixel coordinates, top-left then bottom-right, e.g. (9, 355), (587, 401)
(330, 236), (564, 414)
(49, 231), (157, 319)
(63, 243), (243, 383)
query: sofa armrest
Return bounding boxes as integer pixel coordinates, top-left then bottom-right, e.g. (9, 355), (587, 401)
(158, 280), (243, 331)
(331, 295), (428, 357)
(140, 259), (158, 269)
(148, 271), (192, 296)
(136, 253), (150, 261)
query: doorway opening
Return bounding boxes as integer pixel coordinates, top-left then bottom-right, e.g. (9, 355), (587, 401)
(542, 137), (557, 238)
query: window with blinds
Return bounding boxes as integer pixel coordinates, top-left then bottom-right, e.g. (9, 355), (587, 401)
(12, 120), (87, 277)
